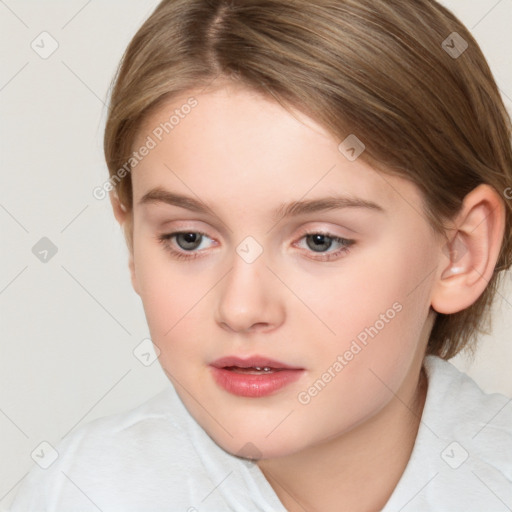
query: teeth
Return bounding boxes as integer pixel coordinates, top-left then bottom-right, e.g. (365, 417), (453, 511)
(226, 366), (275, 374)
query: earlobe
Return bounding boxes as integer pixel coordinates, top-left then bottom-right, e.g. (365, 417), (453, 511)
(431, 184), (505, 314)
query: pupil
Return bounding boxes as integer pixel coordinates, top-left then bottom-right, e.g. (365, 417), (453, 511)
(177, 233), (201, 250)
(307, 234), (332, 252)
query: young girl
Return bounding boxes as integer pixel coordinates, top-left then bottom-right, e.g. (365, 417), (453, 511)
(9, 0), (512, 510)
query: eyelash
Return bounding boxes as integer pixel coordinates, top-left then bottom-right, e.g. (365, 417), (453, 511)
(156, 230), (355, 262)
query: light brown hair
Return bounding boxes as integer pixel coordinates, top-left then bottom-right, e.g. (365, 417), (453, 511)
(104, 0), (512, 359)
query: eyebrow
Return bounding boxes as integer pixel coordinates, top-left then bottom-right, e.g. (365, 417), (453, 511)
(139, 186), (384, 222)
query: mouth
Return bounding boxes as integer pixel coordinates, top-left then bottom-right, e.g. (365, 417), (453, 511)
(209, 355), (305, 398)
(210, 355), (303, 371)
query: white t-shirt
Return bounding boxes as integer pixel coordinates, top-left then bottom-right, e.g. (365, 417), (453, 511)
(7, 355), (512, 511)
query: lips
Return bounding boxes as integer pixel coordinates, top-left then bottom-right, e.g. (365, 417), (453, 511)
(209, 355), (305, 398)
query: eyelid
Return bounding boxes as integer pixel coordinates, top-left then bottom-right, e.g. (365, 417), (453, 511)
(292, 229), (354, 256)
(161, 230), (217, 248)
(158, 223), (353, 246)
(292, 223), (356, 243)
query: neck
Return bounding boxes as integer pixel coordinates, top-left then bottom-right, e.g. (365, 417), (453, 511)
(257, 364), (428, 512)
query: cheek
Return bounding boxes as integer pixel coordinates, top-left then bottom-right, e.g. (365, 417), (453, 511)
(294, 252), (409, 349)
(133, 239), (195, 338)
(307, 237), (434, 391)
(132, 237), (225, 378)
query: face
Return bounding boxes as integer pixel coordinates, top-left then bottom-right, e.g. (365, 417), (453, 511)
(126, 83), (441, 460)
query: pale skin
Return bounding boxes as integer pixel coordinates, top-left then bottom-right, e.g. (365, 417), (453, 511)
(110, 82), (505, 511)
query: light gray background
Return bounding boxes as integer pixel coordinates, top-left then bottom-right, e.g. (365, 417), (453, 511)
(1, 0), (511, 508)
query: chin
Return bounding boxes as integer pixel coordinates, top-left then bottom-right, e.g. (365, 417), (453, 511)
(206, 421), (310, 461)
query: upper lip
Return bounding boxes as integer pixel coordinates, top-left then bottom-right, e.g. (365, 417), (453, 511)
(210, 355), (303, 370)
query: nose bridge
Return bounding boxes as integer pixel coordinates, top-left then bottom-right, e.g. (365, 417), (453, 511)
(215, 239), (283, 332)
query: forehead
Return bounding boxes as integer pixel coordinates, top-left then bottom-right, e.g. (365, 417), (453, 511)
(131, 85), (422, 215)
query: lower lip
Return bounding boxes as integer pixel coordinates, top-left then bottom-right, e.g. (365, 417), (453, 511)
(210, 367), (304, 398)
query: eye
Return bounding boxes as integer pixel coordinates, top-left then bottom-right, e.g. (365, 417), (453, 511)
(157, 229), (355, 262)
(294, 231), (355, 261)
(157, 231), (216, 260)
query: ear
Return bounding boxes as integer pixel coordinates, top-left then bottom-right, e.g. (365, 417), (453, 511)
(109, 191), (140, 296)
(431, 184), (506, 314)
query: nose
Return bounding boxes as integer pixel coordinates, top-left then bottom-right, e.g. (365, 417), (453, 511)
(215, 251), (285, 334)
